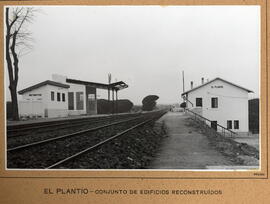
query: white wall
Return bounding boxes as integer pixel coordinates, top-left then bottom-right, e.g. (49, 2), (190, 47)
(46, 84), (68, 118)
(20, 86), (47, 117)
(21, 85), (47, 102)
(186, 79), (249, 132)
(20, 84), (70, 118)
(52, 74), (87, 116)
(19, 101), (44, 118)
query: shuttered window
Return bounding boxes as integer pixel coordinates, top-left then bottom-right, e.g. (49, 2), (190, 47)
(57, 92), (61, 101)
(196, 98), (202, 107)
(227, 120), (232, 129)
(234, 120), (239, 129)
(211, 97), (218, 108)
(62, 93), (65, 102)
(51, 91), (54, 101)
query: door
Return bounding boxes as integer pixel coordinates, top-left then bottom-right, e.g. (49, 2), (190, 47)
(211, 121), (217, 131)
(85, 86), (97, 115)
(87, 94), (96, 114)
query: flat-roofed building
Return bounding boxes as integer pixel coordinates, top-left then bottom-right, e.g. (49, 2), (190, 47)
(18, 74), (128, 118)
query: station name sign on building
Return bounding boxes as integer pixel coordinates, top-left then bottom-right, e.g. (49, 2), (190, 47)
(211, 85), (223, 88)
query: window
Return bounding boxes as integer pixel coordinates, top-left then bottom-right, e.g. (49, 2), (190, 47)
(234, 120), (239, 129)
(57, 92), (61, 101)
(196, 98), (202, 107)
(51, 91), (54, 101)
(211, 97), (218, 108)
(62, 93), (65, 102)
(227, 120), (232, 129)
(68, 92), (74, 110)
(76, 92), (84, 110)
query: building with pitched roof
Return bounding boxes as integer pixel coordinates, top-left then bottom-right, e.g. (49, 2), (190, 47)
(181, 77), (253, 133)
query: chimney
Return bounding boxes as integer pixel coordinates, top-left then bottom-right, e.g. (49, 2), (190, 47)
(201, 77), (204, 84)
(191, 81), (193, 89)
(52, 74), (67, 84)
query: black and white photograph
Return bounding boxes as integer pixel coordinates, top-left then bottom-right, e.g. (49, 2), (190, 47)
(5, 5), (260, 170)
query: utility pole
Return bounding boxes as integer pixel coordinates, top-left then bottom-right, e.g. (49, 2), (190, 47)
(182, 70), (185, 93)
(115, 78), (118, 113)
(181, 70), (187, 113)
(108, 73), (111, 101)
(182, 70), (186, 103)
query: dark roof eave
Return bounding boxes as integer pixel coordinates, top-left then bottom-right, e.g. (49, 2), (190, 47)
(66, 78), (128, 91)
(114, 85), (129, 91)
(109, 81), (128, 90)
(18, 80), (70, 94)
(66, 78), (109, 89)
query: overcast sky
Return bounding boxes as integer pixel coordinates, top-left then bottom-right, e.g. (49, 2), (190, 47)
(5, 6), (260, 105)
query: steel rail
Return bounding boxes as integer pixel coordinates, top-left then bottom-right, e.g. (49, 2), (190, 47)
(7, 118), (109, 133)
(7, 116), (144, 152)
(7, 114), (137, 133)
(45, 118), (154, 169)
(7, 114), (140, 138)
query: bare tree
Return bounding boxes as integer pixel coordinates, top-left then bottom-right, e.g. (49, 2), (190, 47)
(5, 7), (36, 120)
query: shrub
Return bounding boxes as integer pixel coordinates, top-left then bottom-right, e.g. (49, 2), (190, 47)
(142, 95), (159, 111)
(97, 99), (133, 114)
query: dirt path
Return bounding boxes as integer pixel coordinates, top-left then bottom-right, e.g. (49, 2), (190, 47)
(151, 112), (234, 169)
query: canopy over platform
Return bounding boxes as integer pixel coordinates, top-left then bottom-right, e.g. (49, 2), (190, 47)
(66, 78), (128, 91)
(109, 81), (128, 91)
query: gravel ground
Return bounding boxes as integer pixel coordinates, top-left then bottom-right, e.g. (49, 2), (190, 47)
(186, 118), (259, 166)
(8, 118), (146, 168)
(7, 111), (167, 169)
(55, 120), (168, 169)
(233, 134), (259, 150)
(7, 114), (140, 148)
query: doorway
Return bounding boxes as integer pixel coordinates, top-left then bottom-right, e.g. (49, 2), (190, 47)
(211, 121), (217, 131)
(85, 86), (97, 115)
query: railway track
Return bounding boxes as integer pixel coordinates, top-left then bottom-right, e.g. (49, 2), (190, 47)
(7, 112), (141, 137)
(46, 119), (153, 169)
(7, 115), (143, 150)
(7, 113), (142, 148)
(7, 110), (167, 169)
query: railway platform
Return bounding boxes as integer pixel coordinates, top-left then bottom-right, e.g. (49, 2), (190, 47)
(151, 112), (257, 169)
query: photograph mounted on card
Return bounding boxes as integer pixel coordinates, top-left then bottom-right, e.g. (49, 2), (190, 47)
(1, 3), (267, 180)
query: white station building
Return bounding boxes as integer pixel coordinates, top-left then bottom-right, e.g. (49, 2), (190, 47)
(18, 74), (128, 118)
(181, 77), (253, 133)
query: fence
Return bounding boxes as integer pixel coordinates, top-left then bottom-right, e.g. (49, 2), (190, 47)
(185, 108), (237, 138)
